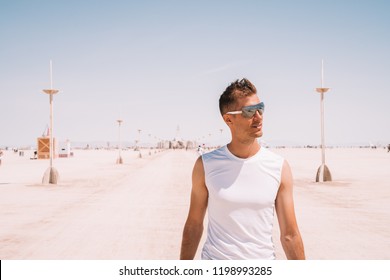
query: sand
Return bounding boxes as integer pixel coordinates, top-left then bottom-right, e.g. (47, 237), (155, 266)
(0, 147), (389, 259)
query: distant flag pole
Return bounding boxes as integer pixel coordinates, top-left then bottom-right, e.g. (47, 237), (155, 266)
(116, 119), (123, 164)
(315, 59), (332, 182)
(42, 60), (60, 184)
(137, 129), (142, 158)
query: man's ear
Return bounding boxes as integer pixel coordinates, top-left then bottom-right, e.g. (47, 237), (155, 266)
(223, 114), (233, 127)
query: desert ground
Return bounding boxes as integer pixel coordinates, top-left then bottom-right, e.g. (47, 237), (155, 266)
(0, 147), (389, 259)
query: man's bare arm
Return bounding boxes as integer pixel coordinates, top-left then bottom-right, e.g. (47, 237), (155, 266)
(275, 160), (305, 260)
(180, 156), (208, 260)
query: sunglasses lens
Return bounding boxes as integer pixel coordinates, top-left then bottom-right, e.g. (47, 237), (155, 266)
(238, 102), (264, 118)
(242, 109), (257, 118)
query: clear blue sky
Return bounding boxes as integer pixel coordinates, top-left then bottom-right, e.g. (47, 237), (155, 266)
(1, 0), (389, 147)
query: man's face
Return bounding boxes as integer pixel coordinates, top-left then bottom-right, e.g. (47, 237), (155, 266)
(224, 94), (264, 140)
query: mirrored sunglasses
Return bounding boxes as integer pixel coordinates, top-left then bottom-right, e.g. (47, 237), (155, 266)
(226, 102), (265, 118)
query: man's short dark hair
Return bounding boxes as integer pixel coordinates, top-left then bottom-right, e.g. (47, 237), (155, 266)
(219, 78), (257, 115)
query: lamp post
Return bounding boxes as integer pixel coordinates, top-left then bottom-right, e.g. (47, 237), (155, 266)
(315, 59), (332, 182)
(137, 129), (142, 147)
(137, 129), (142, 157)
(42, 60), (60, 184)
(148, 133), (152, 155)
(116, 119), (123, 164)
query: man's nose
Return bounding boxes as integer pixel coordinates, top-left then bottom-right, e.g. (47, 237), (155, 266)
(253, 110), (263, 120)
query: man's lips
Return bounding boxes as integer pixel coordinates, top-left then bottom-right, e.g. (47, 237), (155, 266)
(251, 123), (262, 129)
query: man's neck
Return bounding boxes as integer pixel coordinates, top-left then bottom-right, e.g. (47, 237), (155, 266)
(227, 138), (261, 159)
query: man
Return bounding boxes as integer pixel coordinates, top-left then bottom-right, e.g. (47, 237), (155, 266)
(180, 78), (305, 260)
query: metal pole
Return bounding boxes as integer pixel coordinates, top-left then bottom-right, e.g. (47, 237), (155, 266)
(49, 59), (54, 172)
(315, 59), (332, 182)
(50, 93), (54, 170)
(321, 92), (325, 165)
(42, 60), (60, 184)
(119, 122), (121, 158)
(116, 120), (123, 164)
(137, 129), (142, 158)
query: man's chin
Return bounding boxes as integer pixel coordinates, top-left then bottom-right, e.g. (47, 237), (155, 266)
(252, 131), (263, 138)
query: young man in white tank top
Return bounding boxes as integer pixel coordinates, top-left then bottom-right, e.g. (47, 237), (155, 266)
(180, 78), (305, 260)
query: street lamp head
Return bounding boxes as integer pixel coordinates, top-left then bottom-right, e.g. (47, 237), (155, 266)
(43, 89), (59, 95)
(315, 88), (330, 94)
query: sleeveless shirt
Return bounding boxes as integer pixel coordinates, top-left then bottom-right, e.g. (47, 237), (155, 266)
(201, 145), (284, 260)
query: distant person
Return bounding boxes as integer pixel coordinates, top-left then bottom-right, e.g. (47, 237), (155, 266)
(197, 145), (203, 156)
(180, 78), (305, 260)
(387, 144), (390, 153)
(0, 149), (3, 166)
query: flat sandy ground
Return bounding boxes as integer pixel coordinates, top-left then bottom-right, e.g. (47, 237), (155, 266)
(0, 147), (389, 259)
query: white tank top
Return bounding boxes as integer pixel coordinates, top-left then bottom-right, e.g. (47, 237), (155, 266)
(201, 145), (284, 260)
